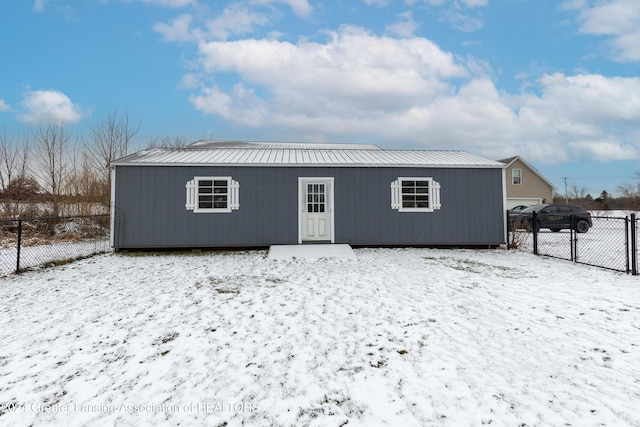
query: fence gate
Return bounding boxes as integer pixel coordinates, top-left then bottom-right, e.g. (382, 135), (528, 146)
(530, 212), (637, 275)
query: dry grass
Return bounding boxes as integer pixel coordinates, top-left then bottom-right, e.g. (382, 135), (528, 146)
(0, 216), (109, 248)
(508, 218), (531, 249)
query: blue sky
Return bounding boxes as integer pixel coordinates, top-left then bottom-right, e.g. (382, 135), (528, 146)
(1, 0), (639, 197)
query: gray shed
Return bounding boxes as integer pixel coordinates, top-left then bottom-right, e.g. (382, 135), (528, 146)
(110, 141), (507, 249)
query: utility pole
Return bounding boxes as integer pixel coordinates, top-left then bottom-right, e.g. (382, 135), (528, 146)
(563, 177), (568, 204)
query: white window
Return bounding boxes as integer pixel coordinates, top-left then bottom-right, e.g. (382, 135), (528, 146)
(185, 177), (239, 213)
(512, 169), (522, 185)
(391, 177), (441, 212)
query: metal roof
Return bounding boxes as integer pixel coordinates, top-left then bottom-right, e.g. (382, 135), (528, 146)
(188, 140), (382, 150)
(112, 144), (505, 169)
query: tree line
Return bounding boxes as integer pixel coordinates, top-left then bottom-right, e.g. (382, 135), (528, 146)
(0, 111), (190, 219)
(554, 183), (640, 211)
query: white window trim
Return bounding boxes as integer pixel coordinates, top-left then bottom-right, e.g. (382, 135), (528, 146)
(391, 177), (441, 212)
(186, 176), (239, 213)
(512, 169), (522, 185)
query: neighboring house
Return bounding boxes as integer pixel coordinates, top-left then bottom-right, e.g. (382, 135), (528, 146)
(499, 156), (555, 209)
(110, 141), (507, 249)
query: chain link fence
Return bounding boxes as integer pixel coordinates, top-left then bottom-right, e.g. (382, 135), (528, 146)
(508, 211), (638, 275)
(0, 214), (111, 275)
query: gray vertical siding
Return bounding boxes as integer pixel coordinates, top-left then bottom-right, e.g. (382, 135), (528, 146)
(113, 165), (505, 248)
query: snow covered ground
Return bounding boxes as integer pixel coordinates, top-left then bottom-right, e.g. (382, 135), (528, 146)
(1, 248), (639, 426)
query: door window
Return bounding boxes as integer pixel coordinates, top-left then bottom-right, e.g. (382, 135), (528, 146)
(307, 184), (326, 213)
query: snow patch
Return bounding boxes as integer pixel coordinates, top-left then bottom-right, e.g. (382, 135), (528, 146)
(268, 244), (358, 260)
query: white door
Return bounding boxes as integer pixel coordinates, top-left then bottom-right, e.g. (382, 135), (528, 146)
(299, 178), (334, 243)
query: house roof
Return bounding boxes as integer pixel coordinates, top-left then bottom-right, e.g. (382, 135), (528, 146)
(112, 141), (505, 169)
(498, 156), (519, 165)
(499, 155), (555, 189)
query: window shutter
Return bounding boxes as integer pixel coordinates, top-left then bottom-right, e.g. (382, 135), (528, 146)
(432, 180), (442, 210)
(229, 179), (240, 210)
(390, 179), (401, 210)
(185, 179), (196, 211)
(392, 177), (441, 211)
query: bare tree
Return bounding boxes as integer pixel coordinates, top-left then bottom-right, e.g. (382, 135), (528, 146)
(617, 183), (638, 199)
(65, 141), (107, 215)
(568, 183), (588, 200)
(32, 121), (71, 216)
(88, 110), (140, 205)
(0, 130), (31, 218)
(613, 171), (640, 209)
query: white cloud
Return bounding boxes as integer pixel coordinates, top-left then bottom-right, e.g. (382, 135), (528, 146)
(154, 6), (269, 42)
(189, 27), (473, 139)
(205, 4), (269, 40)
(535, 73), (640, 123)
(575, 0), (639, 35)
(405, 0), (443, 5)
(402, 0), (486, 32)
(190, 83), (268, 124)
(0, 99), (10, 112)
(149, 2), (640, 166)
(138, 0), (196, 7)
(363, 0), (391, 6)
(283, 0), (313, 16)
(195, 26), (467, 120)
(185, 24), (640, 164)
(568, 140), (637, 161)
(572, 0), (640, 61)
(386, 11), (419, 38)
(20, 89), (89, 125)
(33, 0), (49, 12)
(402, 79), (520, 154)
(390, 72), (640, 163)
(407, 0), (487, 7)
(180, 73), (202, 89)
(189, 85), (233, 118)
(507, 73), (640, 162)
(154, 14), (197, 42)
(560, 0), (588, 11)
(460, 0), (487, 6)
(440, 9), (484, 32)
(250, 0), (313, 17)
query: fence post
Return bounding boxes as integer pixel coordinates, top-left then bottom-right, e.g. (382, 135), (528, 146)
(506, 209), (510, 250)
(624, 216), (630, 274)
(16, 219), (22, 274)
(571, 214), (576, 263)
(632, 213), (637, 276)
(532, 211), (538, 255)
